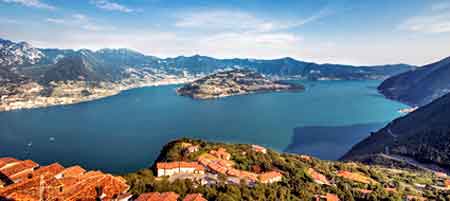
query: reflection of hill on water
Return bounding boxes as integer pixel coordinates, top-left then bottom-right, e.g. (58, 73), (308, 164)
(285, 122), (386, 160)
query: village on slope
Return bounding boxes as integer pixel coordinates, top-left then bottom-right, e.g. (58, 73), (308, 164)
(2, 139), (450, 200)
(125, 139), (450, 200)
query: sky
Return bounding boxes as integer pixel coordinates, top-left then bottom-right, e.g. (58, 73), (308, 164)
(1, 0), (450, 66)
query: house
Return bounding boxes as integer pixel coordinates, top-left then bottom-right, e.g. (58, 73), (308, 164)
(405, 195), (427, 201)
(136, 192), (180, 201)
(156, 162), (205, 177)
(315, 193), (340, 201)
(0, 157), (20, 169)
(207, 163), (228, 175)
(259, 171), (282, 184)
(435, 172), (447, 178)
(55, 165), (86, 178)
(307, 168), (330, 185)
(186, 145), (200, 153)
(239, 171), (259, 182)
(209, 148), (231, 160)
(0, 157), (130, 201)
(445, 179), (450, 189)
(299, 155), (311, 161)
(385, 187), (396, 193)
(0, 159), (39, 183)
(183, 193), (207, 201)
(251, 145), (267, 154)
(337, 170), (377, 185)
(356, 188), (373, 195)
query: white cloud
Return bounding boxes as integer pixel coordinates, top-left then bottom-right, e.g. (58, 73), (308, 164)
(198, 32), (303, 59)
(399, 3), (450, 34)
(1, 0), (55, 10)
(175, 9), (330, 33)
(90, 0), (134, 13)
(45, 18), (65, 24)
(400, 14), (450, 34)
(45, 14), (115, 32)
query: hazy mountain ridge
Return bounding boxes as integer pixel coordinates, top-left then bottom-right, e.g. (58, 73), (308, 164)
(342, 93), (450, 171)
(0, 38), (414, 111)
(378, 56), (450, 106)
(0, 38), (415, 86)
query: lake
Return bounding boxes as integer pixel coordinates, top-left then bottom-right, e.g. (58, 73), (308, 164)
(0, 80), (407, 173)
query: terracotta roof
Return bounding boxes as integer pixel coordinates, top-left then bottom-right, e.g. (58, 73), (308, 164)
(0, 159), (129, 201)
(57, 165), (86, 178)
(385, 187), (396, 192)
(0, 160), (39, 181)
(300, 155), (311, 161)
(137, 192), (180, 201)
(251, 145), (267, 153)
(207, 163), (228, 175)
(406, 195), (427, 201)
(259, 171), (282, 183)
(0, 157), (20, 169)
(435, 172), (447, 178)
(226, 169), (240, 177)
(183, 193), (207, 201)
(4, 192), (39, 201)
(12, 163), (64, 182)
(325, 193), (340, 201)
(307, 168), (330, 185)
(209, 148), (231, 160)
(157, 162), (204, 171)
(356, 188), (373, 194)
(315, 193), (340, 201)
(337, 170), (377, 185)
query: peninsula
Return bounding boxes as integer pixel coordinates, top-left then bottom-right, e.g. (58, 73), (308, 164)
(176, 69), (305, 99)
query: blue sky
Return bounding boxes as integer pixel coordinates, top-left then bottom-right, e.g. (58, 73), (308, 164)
(1, 0), (450, 65)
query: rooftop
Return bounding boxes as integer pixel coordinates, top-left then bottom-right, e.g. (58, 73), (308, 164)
(183, 193), (207, 201)
(156, 162), (204, 171)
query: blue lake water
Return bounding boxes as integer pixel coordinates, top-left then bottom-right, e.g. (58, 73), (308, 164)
(0, 80), (407, 173)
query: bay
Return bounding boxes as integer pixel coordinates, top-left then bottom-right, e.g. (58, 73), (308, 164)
(0, 80), (407, 173)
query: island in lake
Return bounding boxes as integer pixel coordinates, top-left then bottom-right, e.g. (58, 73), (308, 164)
(176, 69), (305, 99)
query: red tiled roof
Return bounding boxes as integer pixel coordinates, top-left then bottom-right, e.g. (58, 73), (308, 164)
(406, 195), (427, 201)
(12, 163), (64, 182)
(0, 157), (19, 169)
(251, 145), (267, 153)
(157, 162), (204, 171)
(0, 160), (39, 181)
(58, 165), (86, 178)
(183, 193), (207, 201)
(207, 163), (228, 175)
(356, 188), (373, 194)
(315, 193), (340, 201)
(0, 158), (129, 201)
(337, 170), (377, 185)
(226, 169), (240, 177)
(4, 192), (39, 201)
(259, 171), (282, 183)
(307, 168), (330, 185)
(209, 148), (231, 160)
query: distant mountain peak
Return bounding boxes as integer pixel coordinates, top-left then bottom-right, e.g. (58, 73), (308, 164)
(0, 38), (44, 67)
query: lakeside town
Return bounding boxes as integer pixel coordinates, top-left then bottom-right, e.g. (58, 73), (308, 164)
(0, 73), (197, 112)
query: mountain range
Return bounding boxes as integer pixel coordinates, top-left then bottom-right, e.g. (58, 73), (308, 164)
(0, 38), (414, 86)
(378, 56), (450, 106)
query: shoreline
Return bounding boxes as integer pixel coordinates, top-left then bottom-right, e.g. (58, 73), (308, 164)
(0, 77), (196, 113)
